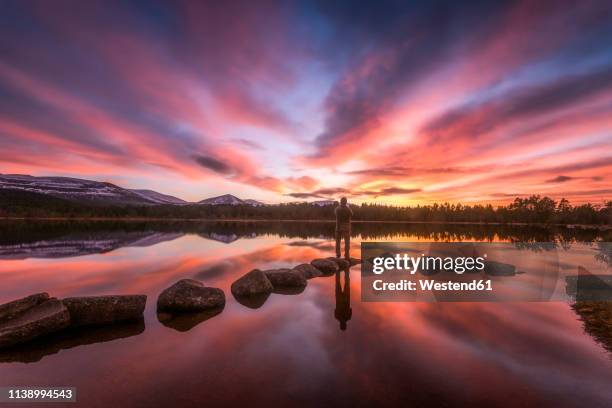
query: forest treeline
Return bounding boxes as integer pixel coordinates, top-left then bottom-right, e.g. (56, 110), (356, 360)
(1, 190), (610, 225)
(0, 219), (608, 247)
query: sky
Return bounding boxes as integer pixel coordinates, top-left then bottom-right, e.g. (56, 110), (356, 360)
(0, 0), (611, 205)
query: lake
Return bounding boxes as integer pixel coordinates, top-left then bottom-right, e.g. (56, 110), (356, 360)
(0, 221), (611, 407)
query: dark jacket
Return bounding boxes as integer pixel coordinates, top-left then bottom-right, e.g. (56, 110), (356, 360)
(335, 204), (352, 232)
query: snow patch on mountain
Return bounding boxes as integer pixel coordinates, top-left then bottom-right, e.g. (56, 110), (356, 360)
(311, 200), (336, 207)
(130, 189), (188, 205)
(198, 194), (263, 206)
(243, 199), (265, 207)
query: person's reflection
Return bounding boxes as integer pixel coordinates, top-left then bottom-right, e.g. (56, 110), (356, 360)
(335, 266), (352, 331)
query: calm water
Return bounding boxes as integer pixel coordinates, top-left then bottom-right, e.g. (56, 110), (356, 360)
(0, 221), (611, 407)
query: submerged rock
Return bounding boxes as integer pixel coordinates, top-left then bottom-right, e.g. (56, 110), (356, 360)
(484, 261), (516, 276)
(62, 295), (146, 327)
(566, 274), (612, 301)
(311, 258), (339, 274)
(0, 299), (70, 348)
(157, 279), (225, 312)
(231, 269), (274, 297)
(293, 263), (323, 279)
(327, 257), (350, 269)
(263, 269), (307, 289)
(0, 293), (50, 322)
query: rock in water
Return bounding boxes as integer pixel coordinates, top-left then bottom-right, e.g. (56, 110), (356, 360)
(484, 261), (516, 276)
(311, 258), (339, 274)
(231, 269), (274, 297)
(293, 263), (323, 279)
(0, 293), (50, 322)
(327, 257), (350, 269)
(62, 295), (146, 327)
(263, 269), (307, 289)
(157, 279), (225, 312)
(0, 299), (70, 348)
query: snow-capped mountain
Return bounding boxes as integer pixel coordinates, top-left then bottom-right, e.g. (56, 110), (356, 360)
(0, 174), (180, 206)
(198, 194), (244, 205)
(0, 173), (264, 207)
(130, 189), (188, 205)
(198, 194), (263, 206)
(243, 199), (265, 207)
(311, 200), (337, 207)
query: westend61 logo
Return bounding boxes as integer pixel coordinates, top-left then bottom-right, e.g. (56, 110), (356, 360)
(360, 242), (612, 303)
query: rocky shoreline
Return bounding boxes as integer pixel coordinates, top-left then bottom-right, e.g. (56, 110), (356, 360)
(0, 257), (361, 351)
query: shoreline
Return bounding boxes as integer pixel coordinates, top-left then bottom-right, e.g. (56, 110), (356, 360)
(0, 217), (609, 230)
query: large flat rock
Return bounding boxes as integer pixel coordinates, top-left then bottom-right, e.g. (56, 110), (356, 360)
(0, 293), (50, 322)
(0, 299), (70, 348)
(62, 295), (146, 327)
(157, 279), (225, 312)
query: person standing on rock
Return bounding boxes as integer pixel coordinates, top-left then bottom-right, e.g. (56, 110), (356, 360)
(335, 197), (352, 259)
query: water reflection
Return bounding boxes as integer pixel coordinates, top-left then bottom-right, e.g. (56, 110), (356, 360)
(571, 301), (612, 354)
(0, 220), (611, 407)
(335, 267), (352, 331)
(157, 307), (224, 332)
(233, 292), (270, 309)
(0, 220), (608, 260)
(0, 319), (144, 363)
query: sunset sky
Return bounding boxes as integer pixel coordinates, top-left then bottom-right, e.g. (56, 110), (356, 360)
(0, 0), (610, 205)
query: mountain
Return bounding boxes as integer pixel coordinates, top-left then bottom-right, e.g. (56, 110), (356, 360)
(1, 173), (262, 208)
(198, 194), (263, 206)
(311, 200), (337, 207)
(198, 194), (244, 205)
(0, 174), (173, 206)
(130, 189), (188, 205)
(243, 199), (265, 207)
